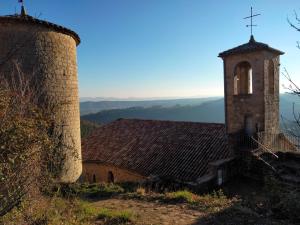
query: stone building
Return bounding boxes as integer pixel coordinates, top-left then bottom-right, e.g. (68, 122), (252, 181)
(0, 7), (82, 182)
(219, 36), (297, 153)
(219, 36), (300, 184)
(219, 35), (284, 136)
(82, 35), (294, 187)
(82, 119), (234, 186)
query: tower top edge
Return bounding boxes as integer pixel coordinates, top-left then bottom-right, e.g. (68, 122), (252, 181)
(0, 14), (80, 46)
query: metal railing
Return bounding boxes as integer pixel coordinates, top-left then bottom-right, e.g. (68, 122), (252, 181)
(257, 132), (300, 153)
(233, 132), (300, 153)
(234, 133), (258, 149)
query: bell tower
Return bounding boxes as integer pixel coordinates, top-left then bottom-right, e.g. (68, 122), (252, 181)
(219, 35), (284, 136)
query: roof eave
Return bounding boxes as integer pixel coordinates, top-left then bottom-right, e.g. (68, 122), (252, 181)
(0, 15), (81, 46)
(218, 48), (284, 58)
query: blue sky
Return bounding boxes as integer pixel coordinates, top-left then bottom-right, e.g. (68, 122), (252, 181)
(1, 1), (300, 98)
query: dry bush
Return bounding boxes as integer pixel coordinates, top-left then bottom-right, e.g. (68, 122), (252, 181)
(1, 197), (98, 225)
(0, 64), (69, 218)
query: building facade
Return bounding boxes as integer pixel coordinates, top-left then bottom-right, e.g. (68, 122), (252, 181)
(83, 162), (145, 183)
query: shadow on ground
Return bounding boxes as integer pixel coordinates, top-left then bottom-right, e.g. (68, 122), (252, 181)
(191, 177), (294, 225)
(191, 204), (290, 225)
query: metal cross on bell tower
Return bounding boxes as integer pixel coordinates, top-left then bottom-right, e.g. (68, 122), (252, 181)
(18, 0), (27, 16)
(244, 7), (261, 36)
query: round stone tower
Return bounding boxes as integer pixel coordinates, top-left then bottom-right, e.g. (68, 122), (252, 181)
(0, 8), (82, 182)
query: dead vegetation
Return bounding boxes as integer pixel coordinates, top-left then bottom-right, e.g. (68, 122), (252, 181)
(0, 67), (75, 221)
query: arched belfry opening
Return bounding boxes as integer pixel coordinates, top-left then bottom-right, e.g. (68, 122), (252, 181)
(268, 60), (275, 95)
(234, 61), (252, 95)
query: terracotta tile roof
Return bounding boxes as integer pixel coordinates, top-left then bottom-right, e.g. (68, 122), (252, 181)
(82, 119), (234, 182)
(218, 35), (284, 58)
(0, 14), (80, 45)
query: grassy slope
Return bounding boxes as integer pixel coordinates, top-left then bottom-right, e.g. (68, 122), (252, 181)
(3, 182), (295, 225)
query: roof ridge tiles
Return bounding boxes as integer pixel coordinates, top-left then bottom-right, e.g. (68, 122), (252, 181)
(219, 35), (284, 57)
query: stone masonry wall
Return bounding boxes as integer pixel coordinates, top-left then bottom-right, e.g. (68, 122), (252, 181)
(82, 162), (146, 183)
(264, 53), (280, 134)
(0, 21), (81, 182)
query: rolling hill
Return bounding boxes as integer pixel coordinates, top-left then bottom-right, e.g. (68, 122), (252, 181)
(81, 94), (300, 130)
(81, 98), (224, 124)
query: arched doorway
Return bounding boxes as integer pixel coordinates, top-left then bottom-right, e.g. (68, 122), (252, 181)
(244, 115), (254, 136)
(107, 171), (114, 183)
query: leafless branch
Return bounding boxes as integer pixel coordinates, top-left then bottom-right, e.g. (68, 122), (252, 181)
(294, 10), (300, 23)
(287, 10), (300, 50)
(282, 68), (300, 95)
(288, 17), (300, 31)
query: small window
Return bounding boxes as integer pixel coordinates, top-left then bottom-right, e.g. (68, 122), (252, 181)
(234, 61), (252, 95)
(244, 115), (254, 136)
(108, 171), (114, 183)
(93, 174), (96, 183)
(217, 169), (223, 186)
(268, 60), (275, 94)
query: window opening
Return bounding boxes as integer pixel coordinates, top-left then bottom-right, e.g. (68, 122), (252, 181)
(108, 171), (114, 183)
(234, 61), (252, 95)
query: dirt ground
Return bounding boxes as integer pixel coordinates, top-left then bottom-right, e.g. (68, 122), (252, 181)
(90, 179), (292, 225)
(91, 197), (289, 225)
(92, 198), (203, 225)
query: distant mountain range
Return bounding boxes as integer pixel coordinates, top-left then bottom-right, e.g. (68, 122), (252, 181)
(81, 94), (300, 130)
(80, 97), (220, 116)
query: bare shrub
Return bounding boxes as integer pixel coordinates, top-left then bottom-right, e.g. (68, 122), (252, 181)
(0, 63), (70, 217)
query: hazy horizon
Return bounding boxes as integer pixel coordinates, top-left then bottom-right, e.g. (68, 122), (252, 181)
(80, 92), (295, 102)
(79, 95), (223, 101)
